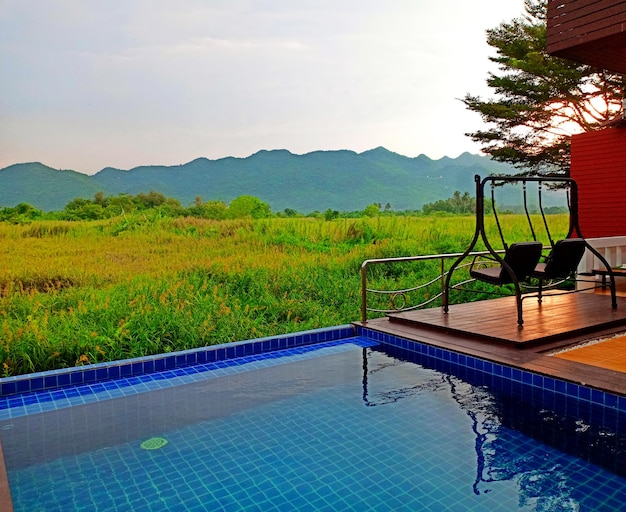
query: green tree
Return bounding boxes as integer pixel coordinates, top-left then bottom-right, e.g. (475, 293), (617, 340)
(422, 191), (476, 214)
(464, 0), (625, 175)
(134, 191), (168, 209)
(323, 208), (339, 221)
(105, 194), (136, 216)
(188, 198), (228, 219)
(94, 191), (106, 206)
(0, 203), (43, 222)
(363, 203), (381, 217)
(63, 197), (104, 220)
(228, 195), (271, 219)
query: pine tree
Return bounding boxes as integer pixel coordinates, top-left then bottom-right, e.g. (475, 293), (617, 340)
(464, 0), (625, 175)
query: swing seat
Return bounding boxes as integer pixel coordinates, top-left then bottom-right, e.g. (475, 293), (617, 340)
(470, 242), (543, 285)
(532, 238), (586, 280)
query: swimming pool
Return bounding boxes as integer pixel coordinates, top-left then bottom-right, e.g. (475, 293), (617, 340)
(1, 326), (626, 511)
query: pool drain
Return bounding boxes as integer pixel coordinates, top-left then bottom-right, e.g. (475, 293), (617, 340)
(140, 437), (168, 450)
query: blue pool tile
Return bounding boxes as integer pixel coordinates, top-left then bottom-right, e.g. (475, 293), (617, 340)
(7, 397), (22, 408)
(83, 369), (96, 383)
(22, 394), (38, 405)
(30, 377), (44, 391)
(510, 382), (525, 400)
(1, 382), (16, 396)
(579, 385), (592, 402)
(555, 379), (567, 394)
(3, 382), (17, 396)
(16, 379), (30, 394)
(540, 376), (551, 391)
(103, 366), (117, 380)
(605, 393), (619, 409)
(64, 387), (80, 397)
(591, 388), (604, 405)
(43, 375), (57, 389)
(90, 383), (106, 393)
(567, 382), (580, 398)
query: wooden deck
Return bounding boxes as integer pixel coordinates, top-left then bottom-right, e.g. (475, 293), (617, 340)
(389, 293), (626, 346)
(357, 293), (626, 396)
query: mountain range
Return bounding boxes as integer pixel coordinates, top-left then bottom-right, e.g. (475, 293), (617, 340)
(0, 147), (524, 212)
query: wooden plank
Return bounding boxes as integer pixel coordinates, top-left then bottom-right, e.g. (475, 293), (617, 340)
(548, 0), (626, 30)
(388, 294), (626, 346)
(547, 0), (626, 65)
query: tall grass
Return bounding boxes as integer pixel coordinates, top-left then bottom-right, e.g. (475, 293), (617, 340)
(0, 214), (569, 376)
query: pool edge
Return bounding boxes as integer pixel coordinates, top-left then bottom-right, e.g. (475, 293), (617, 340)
(0, 324), (356, 398)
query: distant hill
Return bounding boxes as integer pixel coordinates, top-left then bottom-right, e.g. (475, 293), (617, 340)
(0, 148), (534, 212)
(0, 163), (105, 212)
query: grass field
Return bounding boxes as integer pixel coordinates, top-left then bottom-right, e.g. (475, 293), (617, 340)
(0, 213), (569, 376)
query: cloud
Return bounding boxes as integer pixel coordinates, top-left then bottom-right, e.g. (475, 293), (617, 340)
(0, 0), (526, 173)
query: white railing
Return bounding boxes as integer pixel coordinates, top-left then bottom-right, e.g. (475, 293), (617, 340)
(578, 236), (626, 273)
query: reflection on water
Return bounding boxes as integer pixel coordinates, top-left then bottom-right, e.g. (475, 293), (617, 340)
(365, 345), (626, 511)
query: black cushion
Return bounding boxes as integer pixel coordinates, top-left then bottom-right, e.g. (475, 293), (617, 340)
(532, 238), (585, 279)
(471, 242), (543, 285)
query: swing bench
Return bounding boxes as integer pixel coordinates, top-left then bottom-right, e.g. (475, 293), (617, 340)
(442, 175), (617, 327)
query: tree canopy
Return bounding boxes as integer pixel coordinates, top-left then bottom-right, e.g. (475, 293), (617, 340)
(464, 0), (625, 175)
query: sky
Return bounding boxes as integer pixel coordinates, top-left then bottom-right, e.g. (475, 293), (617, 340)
(0, 0), (526, 175)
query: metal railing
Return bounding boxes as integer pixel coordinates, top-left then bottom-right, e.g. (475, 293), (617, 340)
(360, 250), (503, 322)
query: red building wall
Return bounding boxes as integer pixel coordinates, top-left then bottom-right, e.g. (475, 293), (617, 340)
(570, 124), (626, 237)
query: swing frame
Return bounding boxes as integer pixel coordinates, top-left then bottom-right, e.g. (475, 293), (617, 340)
(442, 174), (617, 327)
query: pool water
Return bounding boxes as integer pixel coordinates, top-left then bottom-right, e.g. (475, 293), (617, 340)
(3, 337), (626, 511)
